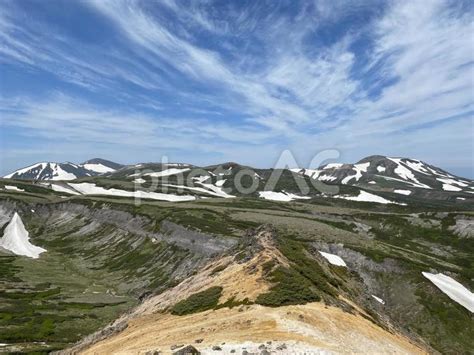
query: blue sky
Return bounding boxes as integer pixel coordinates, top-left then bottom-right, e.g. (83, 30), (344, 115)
(0, 0), (473, 177)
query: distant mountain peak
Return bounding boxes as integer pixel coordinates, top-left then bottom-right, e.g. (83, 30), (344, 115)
(81, 158), (122, 168)
(294, 155), (473, 195)
(4, 158), (123, 181)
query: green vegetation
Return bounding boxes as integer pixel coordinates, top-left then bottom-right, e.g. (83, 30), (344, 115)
(171, 286), (223, 315)
(256, 266), (321, 306)
(356, 212), (474, 286)
(413, 285), (474, 353)
(256, 237), (337, 306)
(167, 209), (250, 235)
(215, 296), (252, 310)
(210, 264), (228, 275)
(0, 261), (132, 350)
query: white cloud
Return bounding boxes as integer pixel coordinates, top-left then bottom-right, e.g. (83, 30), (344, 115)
(0, 93), (276, 150)
(0, 0), (472, 176)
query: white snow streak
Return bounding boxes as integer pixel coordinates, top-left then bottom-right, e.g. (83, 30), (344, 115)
(394, 189), (412, 195)
(50, 184), (81, 195)
(134, 178), (146, 184)
(342, 162), (370, 184)
(3, 163), (46, 178)
(259, 191), (310, 202)
(372, 295), (385, 305)
(142, 168), (190, 178)
(442, 184), (462, 192)
(195, 181), (235, 198)
(83, 163), (115, 173)
(4, 185), (25, 192)
(437, 177), (468, 188)
(388, 158), (431, 189)
(215, 179), (226, 187)
(375, 175), (432, 189)
(69, 183), (195, 202)
(0, 213), (46, 258)
(50, 164), (77, 180)
(334, 191), (403, 205)
(403, 160), (431, 175)
(422, 272), (474, 313)
(319, 251), (347, 267)
(323, 163), (343, 170)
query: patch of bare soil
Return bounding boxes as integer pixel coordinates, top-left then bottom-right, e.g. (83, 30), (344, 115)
(83, 302), (426, 354)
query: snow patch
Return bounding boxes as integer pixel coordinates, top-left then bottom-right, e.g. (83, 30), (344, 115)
(319, 251), (347, 267)
(375, 175), (432, 189)
(437, 177), (468, 188)
(50, 184), (81, 195)
(334, 191), (404, 205)
(422, 272), (474, 313)
(372, 295), (385, 304)
(4, 185), (25, 192)
(376, 166), (386, 173)
(69, 183), (195, 202)
(293, 168), (323, 180)
(50, 164), (78, 180)
(142, 168), (190, 178)
(323, 163), (343, 170)
(215, 179), (226, 187)
(259, 191), (310, 202)
(394, 189), (412, 196)
(318, 174), (337, 182)
(3, 162), (46, 178)
(387, 158), (431, 188)
(341, 162), (370, 184)
(403, 160), (431, 175)
(193, 175), (211, 184)
(82, 163), (115, 174)
(195, 181), (235, 198)
(442, 184), (462, 192)
(0, 213), (46, 258)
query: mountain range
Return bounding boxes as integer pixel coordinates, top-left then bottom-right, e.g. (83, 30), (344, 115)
(4, 155), (473, 205)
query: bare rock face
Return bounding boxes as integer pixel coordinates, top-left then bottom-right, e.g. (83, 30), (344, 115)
(236, 224), (277, 262)
(449, 216), (474, 239)
(173, 345), (200, 355)
(160, 220), (237, 255)
(144, 350), (161, 355)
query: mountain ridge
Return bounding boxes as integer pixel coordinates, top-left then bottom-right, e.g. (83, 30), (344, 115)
(3, 156), (473, 206)
(4, 155), (473, 181)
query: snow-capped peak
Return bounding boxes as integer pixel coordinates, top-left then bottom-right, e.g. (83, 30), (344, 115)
(291, 155), (473, 194)
(4, 158), (122, 181)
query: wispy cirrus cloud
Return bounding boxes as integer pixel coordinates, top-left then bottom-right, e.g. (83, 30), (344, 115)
(0, 0), (472, 176)
(0, 93), (276, 150)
